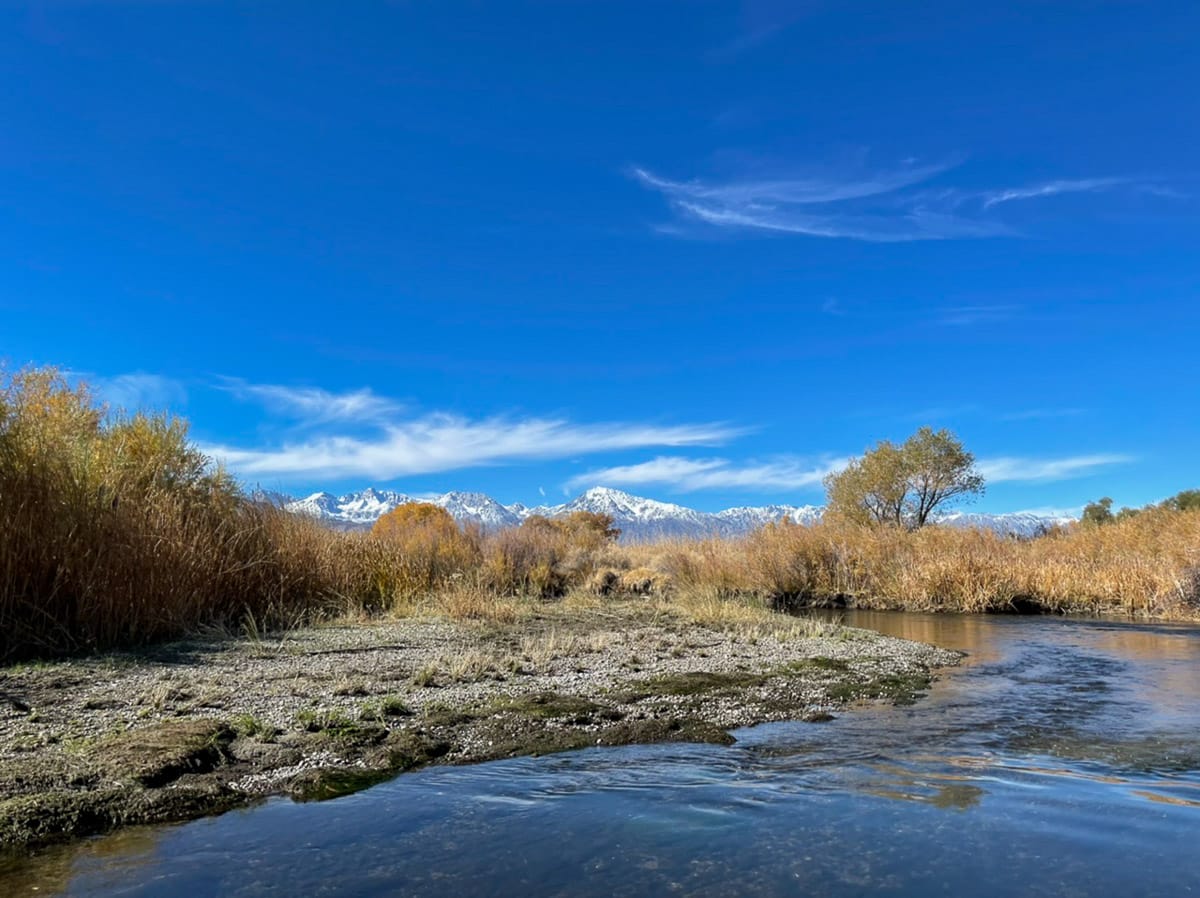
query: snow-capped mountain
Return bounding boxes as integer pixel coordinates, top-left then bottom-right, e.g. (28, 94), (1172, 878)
(433, 491), (524, 530)
(285, 488), (412, 528)
(934, 510), (1075, 538)
(284, 489), (521, 531)
(713, 504), (824, 536)
(525, 488), (718, 540)
(283, 485), (1074, 539)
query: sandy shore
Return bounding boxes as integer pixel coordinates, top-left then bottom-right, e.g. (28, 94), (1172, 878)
(0, 601), (960, 850)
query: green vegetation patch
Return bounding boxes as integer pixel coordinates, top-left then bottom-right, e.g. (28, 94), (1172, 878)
(614, 670), (769, 703)
(785, 656), (852, 673)
(290, 730), (453, 801)
(359, 695), (413, 722)
(0, 782), (244, 849)
(231, 713), (280, 742)
(470, 712), (735, 763)
(490, 691), (600, 720)
(93, 718), (235, 788)
(593, 716), (735, 748)
(289, 768), (397, 802)
(473, 727), (595, 760)
(293, 709), (388, 747)
(826, 671), (933, 706)
(295, 708), (353, 732)
(384, 731), (453, 771)
(420, 701), (482, 728)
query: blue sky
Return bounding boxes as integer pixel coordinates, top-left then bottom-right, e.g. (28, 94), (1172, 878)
(4, 1), (1197, 513)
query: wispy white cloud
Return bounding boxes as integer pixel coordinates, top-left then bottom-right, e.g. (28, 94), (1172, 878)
(205, 417), (741, 482)
(673, 201), (1013, 242)
(634, 159), (1164, 242)
(632, 162), (949, 207)
(977, 454), (1133, 483)
(220, 379), (403, 424)
(567, 450), (1132, 494)
(981, 177), (1127, 209)
(631, 161), (1016, 242)
(565, 455), (845, 493)
(86, 372), (187, 411)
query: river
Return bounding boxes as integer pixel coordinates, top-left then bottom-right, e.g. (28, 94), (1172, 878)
(4, 612), (1199, 896)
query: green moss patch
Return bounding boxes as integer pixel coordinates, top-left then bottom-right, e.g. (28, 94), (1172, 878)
(614, 670), (769, 703)
(94, 719), (235, 788)
(420, 702), (481, 727)
(290, 731), (452, 802)
(826, 671), (932, 706)
(289, 768), (396, 802)
(490, 691), (600, 721)
(0, 782), (245, 848)
(786, 656), (852, 673)
(359, 695), (413, 722)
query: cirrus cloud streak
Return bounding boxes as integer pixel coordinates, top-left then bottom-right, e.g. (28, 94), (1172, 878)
(205, 416), (743, 482)
(567, 452), (1133, 493)
(565, 456), (846, 493)
(217, 379), (404, 424)
(633, 160), (1158, 242)
(978, 454), (1134, 483)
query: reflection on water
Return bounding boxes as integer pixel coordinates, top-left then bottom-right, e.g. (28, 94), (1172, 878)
(4, 612), (1199, 897)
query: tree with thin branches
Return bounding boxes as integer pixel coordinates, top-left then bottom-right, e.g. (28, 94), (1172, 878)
(824, 427), (984, 529)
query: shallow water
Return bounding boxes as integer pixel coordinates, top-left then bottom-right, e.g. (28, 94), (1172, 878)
(5, 612), (1200, 897)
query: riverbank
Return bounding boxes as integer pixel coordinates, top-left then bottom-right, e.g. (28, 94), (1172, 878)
(0, 598), (959, 850)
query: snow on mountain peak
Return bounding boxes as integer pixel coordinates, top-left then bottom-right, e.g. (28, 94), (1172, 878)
(283, 486), (1075, 540)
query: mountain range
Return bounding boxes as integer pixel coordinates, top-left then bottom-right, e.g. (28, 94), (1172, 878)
(281, 486), (1074, 540)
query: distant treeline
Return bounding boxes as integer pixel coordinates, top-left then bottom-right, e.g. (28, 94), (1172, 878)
(1082, 491), (1200, 526)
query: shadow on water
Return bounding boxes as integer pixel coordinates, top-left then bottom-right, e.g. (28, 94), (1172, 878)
(4, 612), (1199, 897)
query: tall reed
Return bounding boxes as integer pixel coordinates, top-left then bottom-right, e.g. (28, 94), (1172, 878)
(636, 513), (1200, 617)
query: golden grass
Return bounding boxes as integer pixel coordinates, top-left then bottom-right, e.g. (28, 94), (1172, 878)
(3, 364), (1197, 661)
(634, 513), (1200, 618)
(652, 584), (838, 641)
(424, 584), (524, 625)
(518, 628), (614, 668)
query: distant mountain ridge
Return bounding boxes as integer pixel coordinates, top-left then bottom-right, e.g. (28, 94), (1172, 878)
(281, 486), (1073, 540)
(284, 488), (522, 531)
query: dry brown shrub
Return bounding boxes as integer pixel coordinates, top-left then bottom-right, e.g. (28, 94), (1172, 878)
(368, 504), (481, 605)
(588, 568), (621, 595)
(617, 567), (670, 596)
(479, 514), (617, 598)
(433, 585), (520, 625)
